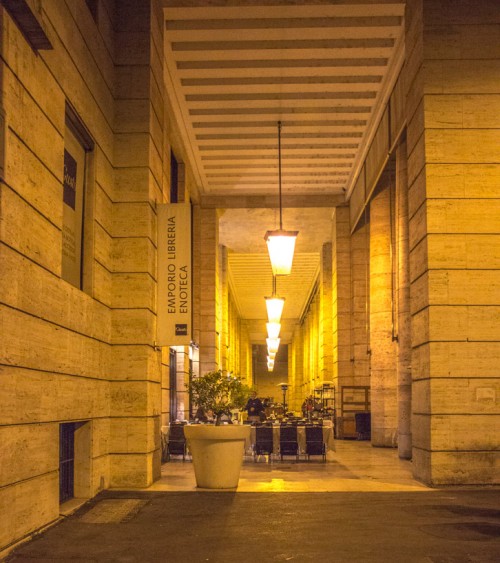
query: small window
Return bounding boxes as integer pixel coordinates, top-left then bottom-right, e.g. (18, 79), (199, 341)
(170, 150), (178, 203)
(62, 103), (94, 290)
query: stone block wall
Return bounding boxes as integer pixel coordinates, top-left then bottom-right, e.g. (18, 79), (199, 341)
(0, 1), (117, 549)
(369, 181), (398, 447)
(405, 0), (500, 484)
(331, 206), (353, 392)
(0, 0), (201, 550)
(192, 206), (221, 376)
(320, 242), (333, 383)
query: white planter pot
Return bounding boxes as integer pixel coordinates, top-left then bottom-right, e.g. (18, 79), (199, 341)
(184, 425), (251, 489)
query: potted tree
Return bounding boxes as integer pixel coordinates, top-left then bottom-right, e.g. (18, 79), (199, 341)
(184, 370), (253, 489)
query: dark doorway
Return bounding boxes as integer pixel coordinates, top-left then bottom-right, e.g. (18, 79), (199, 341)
(59, 422), (75, 503)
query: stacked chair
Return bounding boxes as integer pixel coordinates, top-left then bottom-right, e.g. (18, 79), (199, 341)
(166, 423), (187, 461)
(253, 425), (274, 462)
(279, 424), (299, 461)
(305, 425), (326, 461)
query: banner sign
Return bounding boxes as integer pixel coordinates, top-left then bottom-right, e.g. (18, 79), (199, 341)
(157, 203), (192, 346)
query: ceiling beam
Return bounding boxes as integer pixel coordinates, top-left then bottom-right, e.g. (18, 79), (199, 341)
(200, 194), (345, 208)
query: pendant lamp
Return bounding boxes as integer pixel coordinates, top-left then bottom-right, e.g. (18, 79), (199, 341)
(265, 275), (285, 323)
(264, 121), (298, 276)
(267, 337), (280, 354)
(266, 322), (281, 339)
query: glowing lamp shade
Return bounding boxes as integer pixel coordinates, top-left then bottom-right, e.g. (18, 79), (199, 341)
(265, 296), (285, 323)
(268, 351), (276, 360)
(267, 337), (280, 354)
(265, 230), (298, 276)
(266, 322), (281, 339)
(267, 362), (274, 372)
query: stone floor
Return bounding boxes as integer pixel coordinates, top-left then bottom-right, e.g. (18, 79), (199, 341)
(5, 441), (500, 562)
(152, 439), (430, 493)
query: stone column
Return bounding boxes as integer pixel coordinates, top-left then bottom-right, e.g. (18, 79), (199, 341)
(405, 0), (500, 484)
(369, 183), (398, 447)
(109, 0), (163, 487)
(396, 139), (412, 459)
(239, 319), (252, 385)
(320, 242), (333, 383)
(220, 245), (229, 372)
(332, 206), (353, 392)
(350, 223), (370, 389)
(192, 206), (220, 375)
(291, 324), (304, 411)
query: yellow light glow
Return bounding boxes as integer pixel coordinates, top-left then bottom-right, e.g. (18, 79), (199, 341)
(266, 337), (280, 353)
(265, 296), (285, 323)
(265, 229), (298, 276)
(268, 351), (276, 360)
(266, 322), (281, 339)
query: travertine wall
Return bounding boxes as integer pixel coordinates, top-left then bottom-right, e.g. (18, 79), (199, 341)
(350, 223), (370, 389)
(405, 0), (500, 484)
(0, 1), (116, 549)
(290, 289), (322, 412)
(289, 325), (304, 412)
(369, 182), (398, 447)
(0, 0), (197, 551)
(192, 206), (220, 376)
(320, 243), (333, 383)
(395, 139), (412, 460)
(332, 206), (353, 390)
(110, 0), (164, 490)
(239, 319), (252, 385)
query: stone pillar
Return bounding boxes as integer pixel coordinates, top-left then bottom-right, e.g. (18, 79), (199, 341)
(396, 139), (412, 459)
(350, 223), (370, 389)
(192, 206), (220, 375)
(320, 242), (333, 383)
(406, 0), (500, 484)
(220, 245), (229, 372)
(369, 184), (398, 447)
(239, 319), (252, 385)
(291, 325), (304, 412)
(109, 0), (163, 487)
(332, 206), (353, 392)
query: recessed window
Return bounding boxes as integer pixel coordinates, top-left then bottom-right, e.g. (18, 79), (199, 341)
(62, 103), (94, 290)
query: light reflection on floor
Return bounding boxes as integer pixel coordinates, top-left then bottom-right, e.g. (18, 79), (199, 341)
(146, 440), (431, 493)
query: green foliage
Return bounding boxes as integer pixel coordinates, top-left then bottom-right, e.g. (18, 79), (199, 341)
(188, 370), (252, 424)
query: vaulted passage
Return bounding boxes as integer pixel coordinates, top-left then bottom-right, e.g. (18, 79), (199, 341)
(1, 0), (499, 554)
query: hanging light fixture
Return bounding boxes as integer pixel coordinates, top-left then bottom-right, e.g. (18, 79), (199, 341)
(265, 296), (284, 323)
(265, 275), (285, 323)
(267, 337), (280, 354)
(264, 121), (298, 276)
(266, 321), (281, 339)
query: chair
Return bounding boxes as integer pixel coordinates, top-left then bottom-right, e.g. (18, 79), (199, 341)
(254, 425), (274, 461)
(355, 412), (371, 440)
(166, 423), (187, 461)
(279, 425), (298, 461)
(305, 425), (326, 461)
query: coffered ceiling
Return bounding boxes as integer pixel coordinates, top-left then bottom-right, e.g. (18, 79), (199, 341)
(161, 1), (405, 341)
